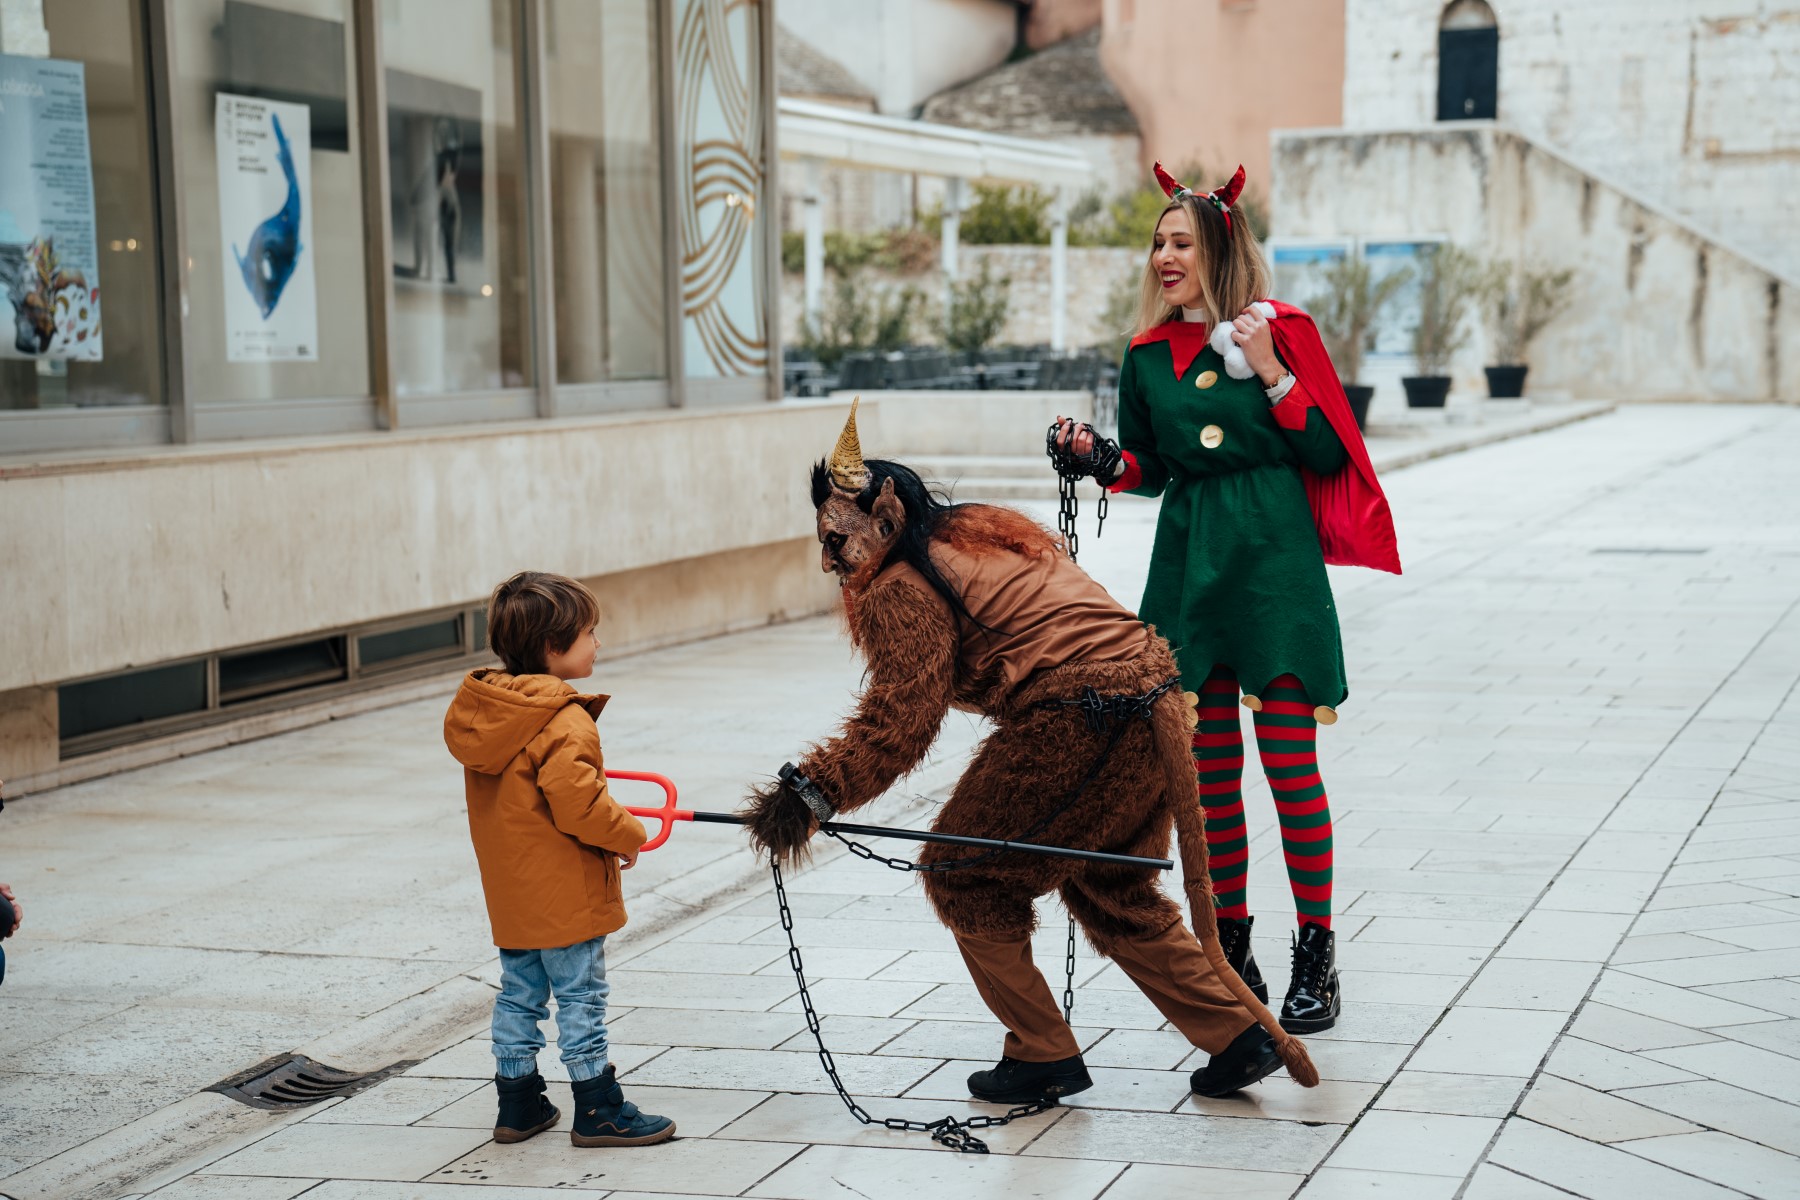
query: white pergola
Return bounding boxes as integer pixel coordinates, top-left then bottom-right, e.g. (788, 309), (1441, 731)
(777, 97), (1095, 351)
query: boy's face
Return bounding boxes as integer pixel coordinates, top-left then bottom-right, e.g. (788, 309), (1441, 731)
(543, 625), (599, 681)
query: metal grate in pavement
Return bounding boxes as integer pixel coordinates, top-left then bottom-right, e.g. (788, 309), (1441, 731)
(207, 1053), (415, 1110)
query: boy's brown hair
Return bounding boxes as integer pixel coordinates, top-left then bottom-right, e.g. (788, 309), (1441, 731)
(486, 571), (600, 676)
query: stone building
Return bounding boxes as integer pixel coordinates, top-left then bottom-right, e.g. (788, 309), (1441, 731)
(1272, 0), (1799, 410)
(920, 27), (1141, 192)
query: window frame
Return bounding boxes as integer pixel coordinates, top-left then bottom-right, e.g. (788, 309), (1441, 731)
(1, 0), (781, 458)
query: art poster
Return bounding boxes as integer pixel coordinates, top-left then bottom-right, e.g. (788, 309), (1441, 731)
(216, 92), (318, 362)
(0, 54), (103, 361)
(1361, 240), (1440, 360)
(1270, 242), (1349, 316)
(384, 68), (485, 290)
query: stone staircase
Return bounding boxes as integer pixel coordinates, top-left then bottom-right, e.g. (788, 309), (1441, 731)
(908, 454), (1062, 500)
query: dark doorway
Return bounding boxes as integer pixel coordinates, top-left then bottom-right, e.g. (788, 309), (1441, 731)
(1438, 28), (1498, 119)
(1437, 0), (1498, 121)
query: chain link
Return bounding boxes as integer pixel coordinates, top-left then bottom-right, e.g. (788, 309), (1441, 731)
(773, 860), (1053, 1153)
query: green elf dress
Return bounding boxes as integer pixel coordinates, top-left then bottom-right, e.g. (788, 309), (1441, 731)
(1112, 302), (1399, 708)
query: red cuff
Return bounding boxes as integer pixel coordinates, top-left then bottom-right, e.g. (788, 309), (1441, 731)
(1108, 451), (1143, 492)
(1270, 377), (1315, 431)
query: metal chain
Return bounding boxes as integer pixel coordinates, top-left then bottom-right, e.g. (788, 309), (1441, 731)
(772, 860), (1053, 1154)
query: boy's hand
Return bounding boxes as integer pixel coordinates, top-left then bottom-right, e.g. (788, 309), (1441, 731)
(616, 849), (639, 871)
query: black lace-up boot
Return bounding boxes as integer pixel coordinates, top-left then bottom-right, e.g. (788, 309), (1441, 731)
(1280, 921), (1340, 1033)
(966, 1054), (1093, 1104)
(1190, 1023), (1283, 1097)
(493, 1071), (560, 1143)
(1217, 916), (1268, 1004)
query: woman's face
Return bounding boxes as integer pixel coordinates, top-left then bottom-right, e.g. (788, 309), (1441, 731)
(1152, 206), (1205, 311)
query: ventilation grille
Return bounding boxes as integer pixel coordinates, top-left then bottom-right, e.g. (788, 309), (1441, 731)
(208, 1054), (415, 1110)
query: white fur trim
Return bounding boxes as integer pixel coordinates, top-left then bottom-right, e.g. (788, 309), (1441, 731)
(1252, 300), (1277, 320)
(1222, 343), (1254, 379)
(1209, 321), (1235, 355)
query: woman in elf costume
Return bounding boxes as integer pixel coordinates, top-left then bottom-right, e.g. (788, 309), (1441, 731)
(1051, 163), (1400, 1034)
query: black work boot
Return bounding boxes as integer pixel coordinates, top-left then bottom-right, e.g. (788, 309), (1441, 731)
(1218, 917), (1268, 1004)
(1280, 921), (1341, 1033)
(569, 1064), (675, 1147)
(966, 1054), (1093, 1104)
(1190, 1023), (1283, 1097)
(493, 1071), (560, 1143)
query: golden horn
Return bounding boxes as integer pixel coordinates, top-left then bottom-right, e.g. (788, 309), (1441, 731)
(829, 396), (870, 490)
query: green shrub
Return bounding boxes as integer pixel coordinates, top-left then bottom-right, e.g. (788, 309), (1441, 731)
(796, 272), (924, 368)
(937, 259), (1012, 355)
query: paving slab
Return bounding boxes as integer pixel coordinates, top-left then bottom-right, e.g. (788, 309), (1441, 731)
(9, 404), (1800, 1200)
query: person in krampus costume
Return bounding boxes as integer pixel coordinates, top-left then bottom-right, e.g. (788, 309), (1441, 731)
(741, 400), (1318, 1104)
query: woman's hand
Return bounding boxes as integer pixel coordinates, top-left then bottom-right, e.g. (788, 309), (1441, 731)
(1053, 416), (1094, 457)
(1231, 308), (1283, 386)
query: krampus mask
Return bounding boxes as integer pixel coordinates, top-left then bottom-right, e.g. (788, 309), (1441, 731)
(812, 398), (906, 591)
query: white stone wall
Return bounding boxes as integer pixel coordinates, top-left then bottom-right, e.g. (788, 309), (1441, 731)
(1343, 0), (1800, 280)
(1273, 125), (1800, 409)
(780, 245), (1143, 350)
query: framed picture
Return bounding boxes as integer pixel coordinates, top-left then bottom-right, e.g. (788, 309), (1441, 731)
(1361, 239), (1444, 360)
(386, 69), (486, 291)
(1268, 240), (1351, 316)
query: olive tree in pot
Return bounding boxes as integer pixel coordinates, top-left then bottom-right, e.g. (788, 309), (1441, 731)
(1310, 256), (1412, 430)
(1404, 242), (1484, 408)
(1482, 263), (1575, 398)
(937, 258), (1012, 364)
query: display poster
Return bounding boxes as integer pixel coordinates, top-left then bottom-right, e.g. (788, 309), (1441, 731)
(216, 92), (318, 361)
(385, 68), (486, 290)
(1362, 240), (1440, 360)
(0, 54), (102, 361)
(1270, 242), (1350, 317)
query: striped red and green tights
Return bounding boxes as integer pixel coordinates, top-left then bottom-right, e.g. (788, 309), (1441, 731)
(1191, 666), (1333, 928)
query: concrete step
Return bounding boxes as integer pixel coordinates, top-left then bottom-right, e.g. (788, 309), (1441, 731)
(909, 456), (1063, 500)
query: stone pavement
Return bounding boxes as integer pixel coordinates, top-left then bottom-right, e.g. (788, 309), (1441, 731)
(4, 403), (1800, 1200)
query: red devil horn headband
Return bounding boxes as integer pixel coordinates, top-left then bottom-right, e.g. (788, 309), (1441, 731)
(1153, 161), (1247, 237)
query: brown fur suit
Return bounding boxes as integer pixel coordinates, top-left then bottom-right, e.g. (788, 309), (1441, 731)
(745, 503), (1315, 1080)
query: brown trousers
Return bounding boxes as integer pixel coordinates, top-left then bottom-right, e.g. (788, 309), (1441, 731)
(955, 919), (1253, 1061)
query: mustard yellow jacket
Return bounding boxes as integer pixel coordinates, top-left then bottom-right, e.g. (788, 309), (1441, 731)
(444, 670), (647, 949)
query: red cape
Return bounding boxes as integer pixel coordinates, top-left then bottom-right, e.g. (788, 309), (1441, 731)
(1125, 304), (1402, 575)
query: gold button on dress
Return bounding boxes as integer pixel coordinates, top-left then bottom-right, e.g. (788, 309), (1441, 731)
(1196, 370), (1219, 389)
(1200, 424), (1225, 449)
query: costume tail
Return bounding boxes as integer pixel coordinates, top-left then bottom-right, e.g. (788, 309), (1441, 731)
(1157, 695), (1320, 1088)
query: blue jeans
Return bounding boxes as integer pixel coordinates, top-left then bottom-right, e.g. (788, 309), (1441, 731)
(492, 935), (610, 1081)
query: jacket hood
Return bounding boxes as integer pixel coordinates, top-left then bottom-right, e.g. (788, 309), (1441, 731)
(444, 669), (609, 774)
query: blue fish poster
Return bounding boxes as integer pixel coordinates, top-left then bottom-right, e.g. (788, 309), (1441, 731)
(216, 92), (317, 362)
(0, 54), (103, 361)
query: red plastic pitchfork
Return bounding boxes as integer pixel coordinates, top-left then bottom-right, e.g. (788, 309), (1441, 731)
(603, 770), (1172, 870)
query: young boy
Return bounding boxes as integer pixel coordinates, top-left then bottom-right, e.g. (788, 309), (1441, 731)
(444, 571), (674, 1147)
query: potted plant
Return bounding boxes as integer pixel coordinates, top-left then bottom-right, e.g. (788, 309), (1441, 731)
(1404, 242), (1484, 408)
(1483, 263), (1575, 398)
(1310, 256), (1412, 430)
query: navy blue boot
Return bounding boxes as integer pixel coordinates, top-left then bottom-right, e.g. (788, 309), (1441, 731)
(570, 1064), (675, 1147)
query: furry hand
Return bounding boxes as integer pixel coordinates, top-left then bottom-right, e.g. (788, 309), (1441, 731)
(741, 778), (818, 868)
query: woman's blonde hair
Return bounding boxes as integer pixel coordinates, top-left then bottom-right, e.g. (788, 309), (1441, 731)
(1131, 194), (1272, 338)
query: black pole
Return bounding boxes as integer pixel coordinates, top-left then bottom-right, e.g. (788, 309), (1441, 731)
(688, 810), (1172, 871)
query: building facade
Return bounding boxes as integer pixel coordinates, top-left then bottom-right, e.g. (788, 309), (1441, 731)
(0, 0), (845, 792)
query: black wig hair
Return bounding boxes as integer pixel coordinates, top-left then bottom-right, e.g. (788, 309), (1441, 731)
(810, 457), (1003, 636)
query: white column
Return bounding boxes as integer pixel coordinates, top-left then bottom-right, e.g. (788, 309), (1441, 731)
(802, 157), (824, 328)
(1050, 187), (1069, 352)
(940, 176), (964, 280)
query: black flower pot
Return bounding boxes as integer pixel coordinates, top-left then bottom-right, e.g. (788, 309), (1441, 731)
(1401, 375), (1452, 408)
(1343, 384), (1374, 431)
(1485, 364), (1529, 398)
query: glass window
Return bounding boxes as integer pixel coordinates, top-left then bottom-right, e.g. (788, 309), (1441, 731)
(60, 659), (208, 742)
(0, 0), (163, 412)
(383, 0), (531, 396)
(546, 0), (667, 384)
(673, 0), (768, 379)
(170, 0), (372, 406)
